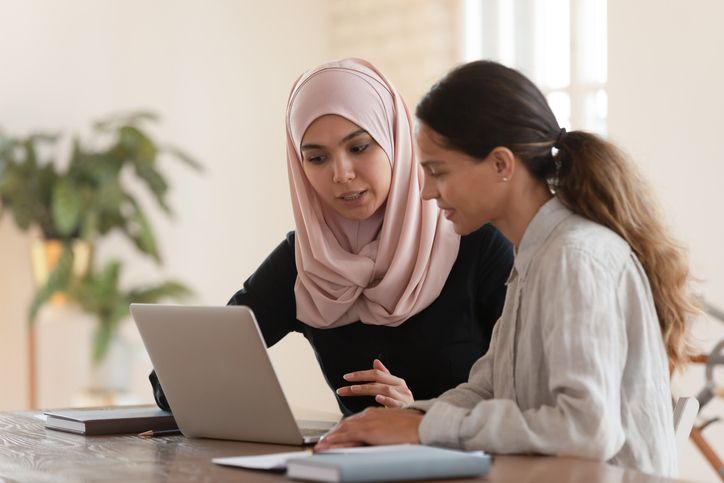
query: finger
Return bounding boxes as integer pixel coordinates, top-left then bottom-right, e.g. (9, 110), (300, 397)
(375, 394), (405, 408)
(325, 408), (381, 432)
(373, 358), (390, 374)
(319, 411), (366, 438)
(337, 383), (399, 398)
(315, 429), (351, 449)
(316, 429), (368, 448)
(336, 383), (388, 397)
(314, 441), (364, 452)
(343, 369), (403, 385)
(327, 407), (381, 426)
(336, 382), (395, 397)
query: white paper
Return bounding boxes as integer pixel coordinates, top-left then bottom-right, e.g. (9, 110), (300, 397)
(210, 446), (410, 470)
(212, 444), (488, 471)
(212, 450), (311, 470)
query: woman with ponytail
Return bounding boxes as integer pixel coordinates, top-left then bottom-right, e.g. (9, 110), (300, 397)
(316, 60), (697, 477)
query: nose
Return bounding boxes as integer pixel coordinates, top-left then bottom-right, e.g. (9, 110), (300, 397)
(332, 156), (355, 183)
(420, 171), (439, 200)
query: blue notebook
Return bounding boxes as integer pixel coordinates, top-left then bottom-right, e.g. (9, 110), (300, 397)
(286, 444), (491, 482)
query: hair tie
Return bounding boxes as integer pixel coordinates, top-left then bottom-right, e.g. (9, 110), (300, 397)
(554, 127), (567, 149)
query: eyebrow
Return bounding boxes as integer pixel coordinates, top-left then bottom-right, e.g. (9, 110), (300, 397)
(301, 129), (369, 151)
(419, 160), (445, 168)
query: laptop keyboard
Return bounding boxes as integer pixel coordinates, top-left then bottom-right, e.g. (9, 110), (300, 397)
(300, 427), (328, 437)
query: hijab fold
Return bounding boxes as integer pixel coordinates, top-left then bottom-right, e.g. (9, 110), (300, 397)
(287, 58), (460, 328)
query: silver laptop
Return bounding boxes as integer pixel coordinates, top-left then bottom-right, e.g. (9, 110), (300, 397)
(130, 304), (337, 445)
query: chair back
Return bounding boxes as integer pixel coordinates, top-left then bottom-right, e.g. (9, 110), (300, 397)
(672, 396), (699, 453)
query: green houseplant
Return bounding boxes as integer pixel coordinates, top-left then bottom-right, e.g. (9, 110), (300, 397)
(0, 111), (200, 362)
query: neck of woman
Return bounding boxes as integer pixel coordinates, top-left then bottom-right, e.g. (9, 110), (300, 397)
(494, 179), (553, 248)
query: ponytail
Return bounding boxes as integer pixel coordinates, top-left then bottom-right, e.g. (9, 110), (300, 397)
(554, 131), (697, 369)
(417, 60), (697, 369)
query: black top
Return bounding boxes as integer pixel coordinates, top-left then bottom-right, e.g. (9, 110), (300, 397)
(150, 224), (513, 416)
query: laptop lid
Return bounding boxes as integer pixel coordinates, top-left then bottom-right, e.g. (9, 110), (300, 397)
(130, 304), (331, 445)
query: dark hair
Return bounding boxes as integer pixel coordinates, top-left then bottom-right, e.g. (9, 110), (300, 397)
(417, 60), (697, 369)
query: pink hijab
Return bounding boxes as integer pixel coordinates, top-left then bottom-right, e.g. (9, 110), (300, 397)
(286, 58), (460, 328)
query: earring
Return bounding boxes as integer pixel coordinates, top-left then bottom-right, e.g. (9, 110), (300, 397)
(501, 176), (509, 182)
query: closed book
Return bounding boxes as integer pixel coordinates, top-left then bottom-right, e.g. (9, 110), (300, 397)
(44, 405), (177, 436)
(286, 445), (491, 482)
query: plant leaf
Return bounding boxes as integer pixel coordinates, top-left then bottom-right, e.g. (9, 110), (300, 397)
(134, 164), (170, 214)
(52, 178), (82, 236)
(94, 179), (124, 213)
(124, 196), (160, 263)
(90, 299), (131, 364)
(162, 145), (203, 171)
(28, 244), (74, 323)
(127, 280), (193, 304)
(119, 125), (157, 164)
(28, 132), (58, 143)
(23, 138), (38, 171)
(0, 145), (8, 176)
(0, 136), (14, 155)
(91, 319), (114, 364)
(93, 111), (159, 131)
(79, 210), (99, 242)
(96, 260), (122, 302)
(0, 137), (59, 236)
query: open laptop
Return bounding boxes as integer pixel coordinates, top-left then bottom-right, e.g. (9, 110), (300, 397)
(130, 304), (337, 445)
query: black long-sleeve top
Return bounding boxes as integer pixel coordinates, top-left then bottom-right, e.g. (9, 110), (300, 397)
(151, 224), (513, 416)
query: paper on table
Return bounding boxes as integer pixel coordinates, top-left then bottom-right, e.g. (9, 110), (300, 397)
(212, 444), (487, 471)
(210, 446), (412, 471)
(212, 450), (312, 470)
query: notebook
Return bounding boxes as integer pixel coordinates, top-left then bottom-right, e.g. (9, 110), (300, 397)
(44, 405), (176, 435)
(286, 444), (492, 482)
(130, 304), (337, 445)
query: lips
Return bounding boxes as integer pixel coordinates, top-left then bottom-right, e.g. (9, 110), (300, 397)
(337, 190), (367, 201)
(438, 205), (455, 220)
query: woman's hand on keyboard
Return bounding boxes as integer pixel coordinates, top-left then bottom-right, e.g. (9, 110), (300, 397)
(314, 407), (423, 451)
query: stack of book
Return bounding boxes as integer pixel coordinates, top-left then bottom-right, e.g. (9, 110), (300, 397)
(44, 405), (177, 436)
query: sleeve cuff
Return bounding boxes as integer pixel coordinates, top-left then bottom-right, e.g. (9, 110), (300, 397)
(405, 398), (436, 413)
(417, 400), (468, 448)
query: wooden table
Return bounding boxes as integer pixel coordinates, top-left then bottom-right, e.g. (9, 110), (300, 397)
(0, 411), (688, 482)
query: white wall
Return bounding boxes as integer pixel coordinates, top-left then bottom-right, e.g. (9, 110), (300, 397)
(608, 1), (724, 481)
(0, 0), (338, 413)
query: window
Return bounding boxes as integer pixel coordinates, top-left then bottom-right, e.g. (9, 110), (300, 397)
(462, 0), (608, 135)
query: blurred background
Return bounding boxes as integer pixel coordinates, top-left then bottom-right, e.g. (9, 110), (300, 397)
(0, 0), (722, 480)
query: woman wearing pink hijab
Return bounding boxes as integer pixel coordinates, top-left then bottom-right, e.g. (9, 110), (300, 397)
(150, 58), (513, 416)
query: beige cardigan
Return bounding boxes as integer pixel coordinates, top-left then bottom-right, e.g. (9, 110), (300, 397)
(409, 197), (677, 477)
